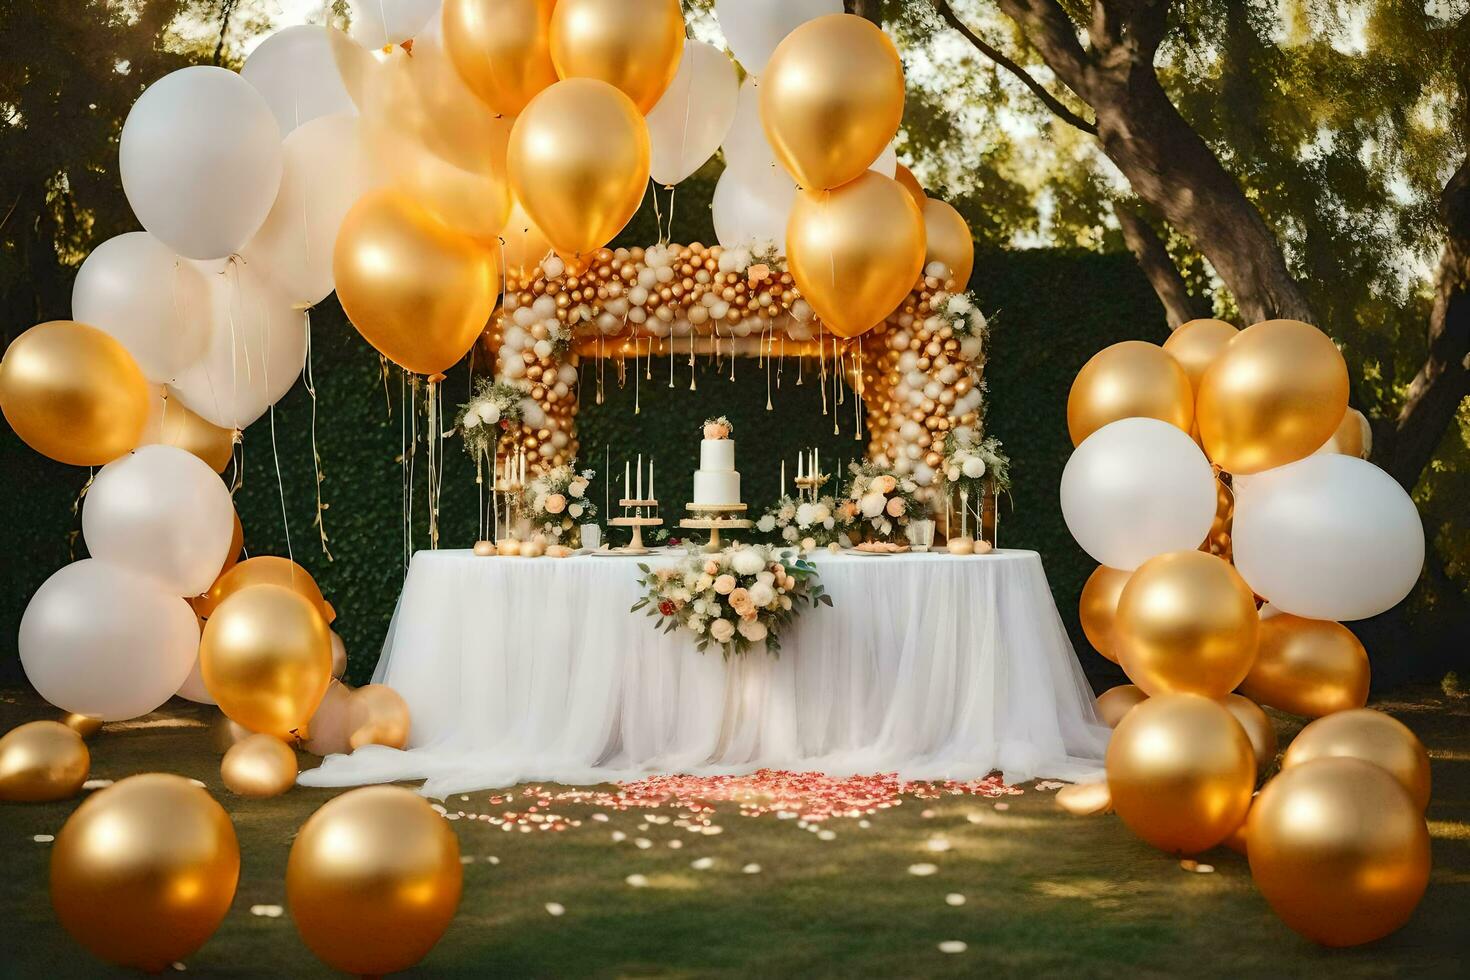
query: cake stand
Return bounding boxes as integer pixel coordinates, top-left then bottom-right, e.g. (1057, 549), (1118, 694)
(680, 503), (754, 553)
(608, 498), (663, 555)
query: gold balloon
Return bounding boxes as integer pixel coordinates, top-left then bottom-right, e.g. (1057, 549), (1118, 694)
(1282, 709), (1430, 811)
(1114, 551), (1259, 699)
(194, 555), (332, 622)
(61, 713), (104, 739)
(1319, 406), (1370, 458)
(220, 508), (244, 579)
(0, 721), (89, 802)
(221, 733), (299, 798)
(1067, 340), (1195, 446)
(1220, 694), (1278, 776)
(1107, 693), (1256, 854)
(304, 680), (355, 757)
(1162, 318), (1238, 394)
(1203, 477), (1234, 559)
(0, 320), (150, 466)
(1197, 319), (1349, 474)
(787, 172), (926, 340)
(348, 684), (413, 750)
(549, 0), (685, 113)
(200, 585), (333, 741)
(508, 78), (650, 256)
(501, 195), (556, 277)
(1079, 565), (1131, 662)
(371, 120), (513, 245)
(142, 389), (236, 473)
(287, 786), (462, 975)
(443, 0), (560, 116)
(335, 189), (502, 376)
(1248, 757), (1430, 946)
(1055, 780), (1113, 816)
(1222, 798), (1252, 854)
(894, 163), (926, 207)
(922, 198), (974, 290)
(1239, 614), (1369, 718)
(1095, 684), (1147, 728)
(760, 13), (905, 191)
(50, 774), (239, 971)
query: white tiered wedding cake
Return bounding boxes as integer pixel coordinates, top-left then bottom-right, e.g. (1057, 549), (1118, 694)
(693, 418), (741, 505)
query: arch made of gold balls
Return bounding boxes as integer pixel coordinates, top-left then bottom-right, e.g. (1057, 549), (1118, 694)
(483, 242), (990, 512)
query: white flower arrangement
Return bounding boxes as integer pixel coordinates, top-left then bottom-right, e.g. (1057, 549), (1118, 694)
(526, 461), (598, 543)
(838, 461), (923, 542)
(942, 428), (1012, 498)
(933, 290), (989, 339)
(456, 377), (527, 460)
(757, 494), (841, 548)
(702, 416), (733, 439)
(632, 544), (831, 658)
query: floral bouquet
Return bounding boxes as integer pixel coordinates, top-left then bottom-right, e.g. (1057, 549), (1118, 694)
(702, 415), (733, 439)
(631, 544), (831, 658)
(839, 462), (923, 542)
(456, 377), (527, 460)
(941, 428), (1012, 498)
(526, 461), (596, 543)
(756, 495), (842, 548)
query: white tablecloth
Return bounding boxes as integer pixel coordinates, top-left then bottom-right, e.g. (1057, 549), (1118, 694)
(301, 548), (1108, 797)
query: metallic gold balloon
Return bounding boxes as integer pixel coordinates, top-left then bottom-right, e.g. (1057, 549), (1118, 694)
(1162, 318), (1237, 394)
(1197, 319), (1349, 474)
(1222, 798), (1252, 854)
(200, 585), (333, 741)
(1282, 709), (1430, 811)
(0, 320), (150, 466)
(443, 0), (560, 116)
(1067, 340), (1195, 446)
(142, 389), (236, 473)
(348, 684), (413, 750)
(1055, 780), (1113, 816)
(549, 0), (685, 113)
(1248, 757), (1430, 947)
(370, 120), (513, 245)
(922, 198), (974, 290)
(760, 13), (905, 191)
(501, 195), (556, 277)
(1114, 551), (1259, 699)
(220, 508), (244, 579)
(194, 555), (332, 622)
(61, 713), (104, 739)
(1319, 406), (1369, 458)
(508, 78), (650, 255)
(895, 163), (926, 207)
(787, 172), (926, 340)
(287, 786), (462, 975)
(0, 721), (89, 802)
(335, 189), (501, 376)
(1095, 684), (1147, 728)
(1220, 694), (1278, 776)
(1203, 477), (1234, 559)
(1079, 565), (1131, 663)
(50, 774), (239, 971)
(1107, 693), (1256, 854)
(304, 680), (355, 757)
(221, 733), (299, 798)
(1239, 614), (1369, 718)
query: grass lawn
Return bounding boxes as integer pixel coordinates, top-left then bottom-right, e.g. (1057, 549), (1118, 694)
(1, 687), (1466, 978)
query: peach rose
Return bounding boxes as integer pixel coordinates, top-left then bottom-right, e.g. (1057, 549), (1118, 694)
(704, 559), (720, 576)
(545, 493), (567, 515)
(841, 500), (861, 521)
(729, 588), (754, 617)
(713, 574), (737, 595)
(886, 497), (907, 518)
(703, 421), (730, 439)
(872, 474), (898, 494)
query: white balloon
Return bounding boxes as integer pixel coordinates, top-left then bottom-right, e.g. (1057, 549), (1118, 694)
(646, 41), (740, 186)
(241, 25), (356, 136)
(120, 66), (283, 260)
(170, 260), (308, 429)
(712, 164), (796, 254)
(1233, 454), (1424, 621)
(1060, 417), (1218, 571)
(721, 77), (779, 180)
(20, 559), (200, 721)
(82, 445), (235, 596)
(177, 655), (217, 705)
(242, 114), (373, 308)
(349, 0), (440, 49)
(715, 0), (843, 75)
(70, 232), (212, 383)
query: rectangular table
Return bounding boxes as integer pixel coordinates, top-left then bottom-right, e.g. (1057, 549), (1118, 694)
(301, 548), (1108, 797)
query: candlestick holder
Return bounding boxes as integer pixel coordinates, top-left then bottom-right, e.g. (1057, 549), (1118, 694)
(680, 503), (754, 553)
(793, 473), (831, 503)
(609, 497), (663, 554)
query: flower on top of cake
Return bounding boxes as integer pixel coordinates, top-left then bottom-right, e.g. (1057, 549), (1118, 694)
(703, 416), (734, 440)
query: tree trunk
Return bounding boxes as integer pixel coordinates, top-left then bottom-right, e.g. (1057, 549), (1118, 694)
(1113, 200), (1206, 329)
(845, 0), (884, 24)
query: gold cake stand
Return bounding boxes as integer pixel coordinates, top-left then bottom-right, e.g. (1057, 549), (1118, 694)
(680, 502), (753, 553)
(608, 498), (662, 554)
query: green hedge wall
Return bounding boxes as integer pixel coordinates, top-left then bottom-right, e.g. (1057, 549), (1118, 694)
(1, 247), (1161, 689)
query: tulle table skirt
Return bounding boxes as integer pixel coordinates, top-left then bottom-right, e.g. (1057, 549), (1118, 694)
(300, 548), (1109, 797)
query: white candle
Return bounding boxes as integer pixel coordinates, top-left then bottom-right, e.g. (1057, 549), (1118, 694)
(492, 455), (500, 539)
(649, 458), (654, 500)
(796, 453), (803, 481)
(813, 447), (819, 480)
(636, 453), (643, 499)
(625, 460), (630, 500)
(781, 460), (786, 496)
(519, 448), (526, 485)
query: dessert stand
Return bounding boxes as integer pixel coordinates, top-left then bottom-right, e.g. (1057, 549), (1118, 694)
(609, 498), (663, 555)
(680, 502), (754, 553)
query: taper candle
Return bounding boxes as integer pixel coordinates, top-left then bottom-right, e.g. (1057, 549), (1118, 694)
(636, 454), (643, 499)
(624, 460), (630, 500)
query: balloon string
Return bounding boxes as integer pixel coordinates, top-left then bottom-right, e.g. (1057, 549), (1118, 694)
(268, 399), (293, 570)
(380, 354), (393, 419)
(648, 180), (665, 246)
(305, 310), (331, 559)
(765, 329), (773, 411)
(832, 338), (841, 435)
(854, 335), (864, 442)
(818, 321), (828, 415)
(689, 325), (697, 390)
(669, 336), (675, 388)
(634, 340), (641, 415)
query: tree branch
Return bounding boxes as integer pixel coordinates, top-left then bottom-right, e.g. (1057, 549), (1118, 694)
(995, 0), (1096, 100)
(845, 0), (883, 24)
(1113, 199), (1205, 329)
(931, 0), (1097, 134)
(213, 0), (239, 66)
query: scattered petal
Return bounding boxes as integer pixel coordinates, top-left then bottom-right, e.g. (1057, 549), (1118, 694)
(667, 839), (683, 849)
(858, 819), (871, 829)
(742, 863), (762, 874)
(249, 904), (284, 918)
(938, 940), (968, 954)
(817, 829), (836, 841)
(32, 834), (54, 844)
(545, 902), (565, 917)
(611, 831), (627, 843)
(592, 813), (610, 823)
(691, 857), (715, 870)
(908, 863), (939, 877)
(82, 779), (113, 790)
(460, 856), (476, 865)
(993, 802), (1010, 811)
(926, 837), (951, 853)
(921, 809), (937, 819)
(945, 893), (966, 907)
(635, 837), (653, 849)
(625, 874), (648, 888)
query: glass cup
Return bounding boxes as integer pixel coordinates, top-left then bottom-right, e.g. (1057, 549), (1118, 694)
(906, 519), (936, 552)
(580, 524), (602, 550)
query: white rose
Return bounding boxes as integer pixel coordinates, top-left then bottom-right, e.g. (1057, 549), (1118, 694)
(756, 570), (775, 585)
(695, 574), (714, 593)
(756, 514), (776, 533)
(962, 456), (986, 479)
(568, 503), (584, 518)
(782, 526), (799, 543)
(731, 548), (765, 576)
(463, 409), (482, 428)
(795, 502), (816, 528)
(823, 517), (835, 530)
(688, 616), (706, 634)
(860, 491), (887, 519)
(737, 619), (768, 643)
(947, 466), (961, 482)
(748, 582), (775, 608)
(482, 403), (501, 425)
(780, 594), (793, 610)
(570, 478), (589, 498)
(710, 619), (735, 643)
(811, 502), (830, 523)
